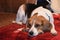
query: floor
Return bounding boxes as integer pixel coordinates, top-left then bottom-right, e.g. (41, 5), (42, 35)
(0, 12), (16, 27)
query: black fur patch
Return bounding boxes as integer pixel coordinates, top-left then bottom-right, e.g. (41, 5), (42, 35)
(25, 0), (50, 18)
(25, 4), (39, 18)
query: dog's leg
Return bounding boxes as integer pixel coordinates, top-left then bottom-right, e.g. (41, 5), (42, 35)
(22, 14), (27, 24)
(50, 22), (57, 35)
(13, 28), (24, 33)
(49, 13), (57, 35)
(13, 4), (26, 24)
(15, 12), (23, 24)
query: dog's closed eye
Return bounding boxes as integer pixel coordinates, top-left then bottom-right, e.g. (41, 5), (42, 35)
(35, 24), (42, 28)
(35, 24), (40, 27)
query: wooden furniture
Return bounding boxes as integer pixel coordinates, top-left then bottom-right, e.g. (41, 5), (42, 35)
(0, 0), (26, 13)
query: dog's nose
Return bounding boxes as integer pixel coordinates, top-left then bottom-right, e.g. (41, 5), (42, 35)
(29, 31), (33, 35)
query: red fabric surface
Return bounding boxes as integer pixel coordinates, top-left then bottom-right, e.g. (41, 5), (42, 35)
(0, 14), (60, 40)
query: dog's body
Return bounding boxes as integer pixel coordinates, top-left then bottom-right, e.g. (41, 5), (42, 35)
(13, 3), (51, 24)
(27, 6), (57, 36)
(12, 3), (57, 36)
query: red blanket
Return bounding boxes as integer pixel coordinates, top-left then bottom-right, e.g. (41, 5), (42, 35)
(0, 14), (60, 40)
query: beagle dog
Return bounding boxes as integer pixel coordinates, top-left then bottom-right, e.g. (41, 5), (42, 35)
(26, 7), (57, 36)
(13, 4), (57, 36)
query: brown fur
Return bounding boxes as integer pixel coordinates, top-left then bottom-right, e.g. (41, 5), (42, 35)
(27, 13), (52, 32)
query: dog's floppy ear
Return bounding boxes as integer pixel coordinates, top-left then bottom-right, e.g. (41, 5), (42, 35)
(28, 13), (38, 21)
(30, 13), (38, 19)
(27, 13), (38, 24)
(42, 20), (52, 32)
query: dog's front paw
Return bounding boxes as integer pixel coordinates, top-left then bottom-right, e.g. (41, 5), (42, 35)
(51, 29), (57, 36)
(12, 21), (22, 25)
(13, 28), (24, 33)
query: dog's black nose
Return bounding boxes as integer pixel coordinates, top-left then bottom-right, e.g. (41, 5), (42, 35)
(29, 31), (33, 35)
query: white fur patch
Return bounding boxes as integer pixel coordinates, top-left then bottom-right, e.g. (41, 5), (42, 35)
(51, 26), (57, 35)
(29, 20), (38, 36)
(12, 21), (22, 25)
(14, 28), (24, 33)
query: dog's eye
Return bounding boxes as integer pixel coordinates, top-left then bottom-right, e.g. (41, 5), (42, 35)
(35, 24), (40, 28)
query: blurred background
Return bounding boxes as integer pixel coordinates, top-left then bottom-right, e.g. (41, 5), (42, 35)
(0, 0), (36, 27)
(0, 0), (26, 12)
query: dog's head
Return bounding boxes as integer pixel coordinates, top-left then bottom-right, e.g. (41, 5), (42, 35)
(26, 13), (52, 36)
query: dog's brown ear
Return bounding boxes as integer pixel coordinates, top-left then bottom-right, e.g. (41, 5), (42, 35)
(27, 13), (38, 24)
(29, 13), (38, 20)
(33, 13), (38, 16)
(42, 20), (52, 32)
